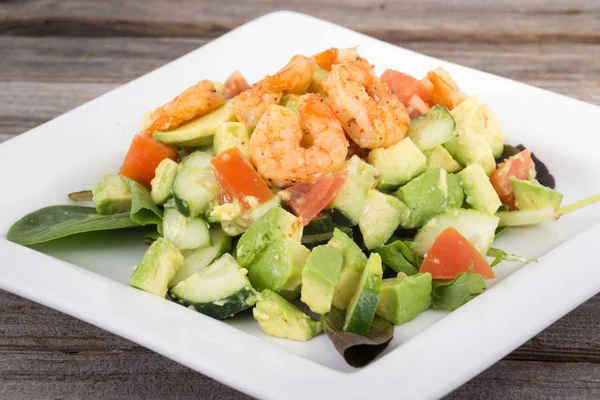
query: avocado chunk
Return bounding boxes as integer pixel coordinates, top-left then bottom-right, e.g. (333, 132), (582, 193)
(368, 137), (427, 190)
(330, 155), (379, 226)
(451, 96), (504, 158)
(247, 236), (310, 301)
(301, 245), (344, 314)
(213, 196), (282, 237)
(407, 105), (457, 152)
(150, 158), (178, 205)
(129, 237), (184, 297)
(153, 100), (236, 147)
(424, 145), (463, 173)
(253, 289), (322, 341)
(236, 206), (302, 268)
(395, 168), (464, 228)
(359, 189), (410, 250)
(343, 253), (383, 335)
(92, 174), (132, 215)
(307, 66), (329, 97)
(213, 122), (251, 160)
(376, 272), (432, 325)
(328, 228), (368, 310)
(281, 94), (301, 114)
(511, 178), (563, 210)
(458, 164), (502, 214)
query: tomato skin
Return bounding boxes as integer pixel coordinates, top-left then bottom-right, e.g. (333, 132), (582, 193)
(120, 133), (178, 186)
(211, 147), (273, 210)
(420, 226), (495, 280)
(223, 70), (250, 100)
(490, 149), (536, 210)
(381, 69), (433, 106)
(280, 171), (348, 225)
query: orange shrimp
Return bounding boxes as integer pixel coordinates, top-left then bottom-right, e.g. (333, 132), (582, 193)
(250, 93), (348, 187)
(233, 84), (283, 130)
(421, 67), (467, 110)
(314, 47), (360, 71)
(262, 55), (317, 94)
(323, 60), (410, 149)
(223, 70), (251, 100)
(146, 80), (225, 135)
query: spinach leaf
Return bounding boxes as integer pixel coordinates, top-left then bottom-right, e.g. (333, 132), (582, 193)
(374, 240), (419, 276)
(7, 206), (139, 246)
(125, 178), (163, 232)
(487, 247), (537, 268)
(431, 272), (486, 311)
(321, 307), (394, 368)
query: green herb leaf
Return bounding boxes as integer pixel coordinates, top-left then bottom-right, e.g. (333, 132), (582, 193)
(6, 206), (140, 246)
(124, 178), (163, 233)
(487, 247), (538, 268)
(68, 190), (93, 202)
(321, 307), (394, 368)
(431, 272), (486, 311)
(374, 240), (419, 276)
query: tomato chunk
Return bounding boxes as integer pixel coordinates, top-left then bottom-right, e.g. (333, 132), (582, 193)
(223, 70), (251, 100)
(490, 149), (536, 210)
(420, 226), (495, 280)
(280, 171), (348, 225)
(381, 69), (433, 106)
(120, 134), (178, 186)
(211, 147), (273, 210)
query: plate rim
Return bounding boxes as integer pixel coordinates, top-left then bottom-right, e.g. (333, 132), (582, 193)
(1, 10), (599, 400)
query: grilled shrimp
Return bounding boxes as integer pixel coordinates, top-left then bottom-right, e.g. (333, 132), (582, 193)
(421, 67), (467, 110)
(146, 80), (225, 135)
(250, 93), (348, 187)
(323, 60), (410, 149)
(223, 70), (250, 100)
(233, 84), (283, 130)
(262, 55), (317, 94)
(314, 47), (359, 71)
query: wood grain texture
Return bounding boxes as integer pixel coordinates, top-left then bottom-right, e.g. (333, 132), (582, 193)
(0, 0), (599, 398)
(1, 0), (599, 43)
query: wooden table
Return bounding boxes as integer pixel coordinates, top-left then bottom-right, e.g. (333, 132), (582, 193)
(1, 1), (599, 398)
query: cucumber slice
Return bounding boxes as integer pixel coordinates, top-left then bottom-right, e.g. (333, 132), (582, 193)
(343, 253), (383, 335)
(169, 254), (256, 319)
(172, 151), (220, 217)
(153, 100), (236, 147)
(407, 105), (457, 152)
(150, 158), (178, 205)
(163, 205), (211, 251)
(168, 226), (231, 288)
(412, 208), (500, 256)
(213, 122), (251, 160)
(358, 189), (410, 250)
(330, 156), (378, 226)
(301, 214), (335, 247)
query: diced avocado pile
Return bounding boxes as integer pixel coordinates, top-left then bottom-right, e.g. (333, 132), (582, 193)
(93, 95), (565, 358)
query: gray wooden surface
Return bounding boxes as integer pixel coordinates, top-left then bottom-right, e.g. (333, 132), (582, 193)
(1, 1), (599, 398)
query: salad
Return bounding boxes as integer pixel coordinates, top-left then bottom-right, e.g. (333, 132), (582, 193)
(8, 47), (600, 367)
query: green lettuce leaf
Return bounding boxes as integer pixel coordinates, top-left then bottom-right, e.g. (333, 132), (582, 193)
(487, 247), (538, 268)
(431, 272), (486, 311)
(373, 240), (419, 276)
(321, 307), (394, 368)
(125, 178), (163, 233)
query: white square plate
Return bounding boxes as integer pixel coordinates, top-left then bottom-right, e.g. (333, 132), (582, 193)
(1, 11), (599, 400)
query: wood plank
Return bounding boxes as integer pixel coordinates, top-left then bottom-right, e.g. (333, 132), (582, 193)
(1, 0), (599, 43)
(0, 37), (598, 138)
(0, 290), (598, 400)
